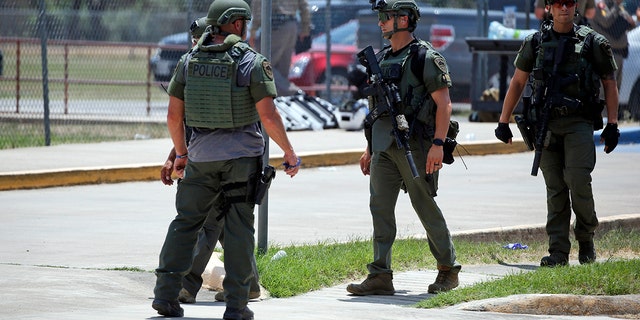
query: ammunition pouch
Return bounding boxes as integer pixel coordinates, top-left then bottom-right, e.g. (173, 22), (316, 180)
(442, 120), (459, 165)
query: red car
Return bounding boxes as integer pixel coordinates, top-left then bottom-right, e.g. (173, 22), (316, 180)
(288, 19), (456, 106)
(288, 20), (359, 106)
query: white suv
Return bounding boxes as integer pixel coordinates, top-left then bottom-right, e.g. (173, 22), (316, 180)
(619, 26), (640, 120)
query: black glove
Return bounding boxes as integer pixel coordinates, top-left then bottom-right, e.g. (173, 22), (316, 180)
(495, 122), (513, 144)
(600, 123), (619, 154)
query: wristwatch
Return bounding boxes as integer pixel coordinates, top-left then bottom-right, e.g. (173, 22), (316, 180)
(433, 138), (444, 146)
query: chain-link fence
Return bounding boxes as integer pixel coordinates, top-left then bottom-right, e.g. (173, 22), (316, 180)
(2, 0), (375, 150)
(0, 0), (369, 149)
(0, 1), (224, 149)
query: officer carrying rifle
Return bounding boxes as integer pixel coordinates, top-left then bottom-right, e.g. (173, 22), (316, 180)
(346, 0), (462, 297)
(495, 0), (620, 268)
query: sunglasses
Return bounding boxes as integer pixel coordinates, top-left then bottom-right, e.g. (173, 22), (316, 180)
(377, 11), (399, 22)
(551, 0), (576, 9)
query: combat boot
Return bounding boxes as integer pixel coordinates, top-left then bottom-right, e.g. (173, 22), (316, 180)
(215, 290), (261, 302)
(223, 306), (254, 320)
(540, 251), (569, 267)
(152, 298), (184, 317)
(578, 241), (596, 264)
(428, 265), (461, 294)
(346, 273), (395, 296)
(178, 288), (195, 304)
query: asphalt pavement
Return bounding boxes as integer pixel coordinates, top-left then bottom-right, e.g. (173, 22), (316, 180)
(1, 113), (639, 319)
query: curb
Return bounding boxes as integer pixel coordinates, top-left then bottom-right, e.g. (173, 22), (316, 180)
(0, 140), (528, 191)
(451, 213), (640, 243)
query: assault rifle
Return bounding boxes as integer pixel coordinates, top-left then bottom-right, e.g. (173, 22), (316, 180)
(530, 36), (577, 176)
(357, 45), (420, 179)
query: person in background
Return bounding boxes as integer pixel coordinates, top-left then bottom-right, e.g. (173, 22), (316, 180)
(495, 0), (619, 267)
(249, 0), (310, 96)
(160, 16), (261, 306)
(152, 0), (301, 318)
(535, 0), (596, 24)
(590, 0), (636, 89)
(346, 0), (461, 297)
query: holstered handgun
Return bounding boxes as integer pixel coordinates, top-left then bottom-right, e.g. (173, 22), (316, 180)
(254, 165), (275, 205)
(515, 115), (535, 151)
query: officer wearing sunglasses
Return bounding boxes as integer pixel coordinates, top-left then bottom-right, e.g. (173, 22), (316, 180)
(496, 0), (619, 268)
(346, 0), (462, 297)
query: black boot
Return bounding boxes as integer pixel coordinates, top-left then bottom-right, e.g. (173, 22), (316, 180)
(540, 252), (569, 267)
(578, 241), (596, 264)
(152, 298), (184, 317)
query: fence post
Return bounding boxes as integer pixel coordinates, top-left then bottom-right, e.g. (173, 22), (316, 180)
(15, 40), (21, 114)
(147, 46), (152, 116)
(39, 0), (51, 146)
(64, 44), (69, 114)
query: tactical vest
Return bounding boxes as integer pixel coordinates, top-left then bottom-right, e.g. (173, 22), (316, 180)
(531, 26), (600, 108)
(377, 40), (439, 130)
(184, 39), (259, 129)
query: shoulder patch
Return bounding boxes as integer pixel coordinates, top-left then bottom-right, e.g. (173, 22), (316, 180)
(600, 40), (613, 57)
(262, 61), (274, 80)
(433, 56), (448, 73)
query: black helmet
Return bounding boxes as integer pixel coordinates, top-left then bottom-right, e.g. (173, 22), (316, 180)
(206, 0), (252, 27)
(189, 17), (208, 39)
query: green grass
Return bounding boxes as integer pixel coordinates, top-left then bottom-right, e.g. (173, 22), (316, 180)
(0, 121), (168, 149)
(418, 259), (640, 308)
(252, 228), (640, 306)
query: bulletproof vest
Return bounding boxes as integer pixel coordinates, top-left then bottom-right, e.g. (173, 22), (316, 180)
(377, 40), (437, 127)
(184, 39), (258, 129)
(531, 26), (600, 106)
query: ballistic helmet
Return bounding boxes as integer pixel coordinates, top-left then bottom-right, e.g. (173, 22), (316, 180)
(206, 0), (252, 27)
(370, 0), (421, 22)
(190, 17), (208, 38)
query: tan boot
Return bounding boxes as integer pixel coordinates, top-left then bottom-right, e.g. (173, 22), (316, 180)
(428, 265), (461, 294)
(178, 288), (196, 304)
(214, 290), (261, 302)
(346, 273), (395, 296)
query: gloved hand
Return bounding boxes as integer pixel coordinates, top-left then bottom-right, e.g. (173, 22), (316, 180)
(495, 122), (513, 144)
(600, 123), (619, 154)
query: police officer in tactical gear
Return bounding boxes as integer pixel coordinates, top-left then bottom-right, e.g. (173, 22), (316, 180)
(159, 16), (262, 307)
(346, 0), (462, 296)
(495, 0), (620, 267)
(152, 0), (300, 318)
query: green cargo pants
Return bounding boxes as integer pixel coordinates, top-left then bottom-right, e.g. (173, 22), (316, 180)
(154, 156), (259, 310)
(540, 116), (599, 255)
(367, 139), (458, 274)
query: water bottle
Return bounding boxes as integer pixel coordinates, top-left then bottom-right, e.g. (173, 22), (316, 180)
(271, 250), (287, 261)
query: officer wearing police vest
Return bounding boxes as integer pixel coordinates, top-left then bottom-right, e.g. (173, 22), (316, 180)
(346, 0), (461, 296)
(495, 0), (620, 267)
(159, 16), (262, 307)
(152, 0), (300, 319)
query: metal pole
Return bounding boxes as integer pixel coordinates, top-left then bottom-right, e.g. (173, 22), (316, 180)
(39, 0), (51, 146)
(257, 0), (272, 255)
(525, 0), (531, 29)
(324, 0), (331, 102)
